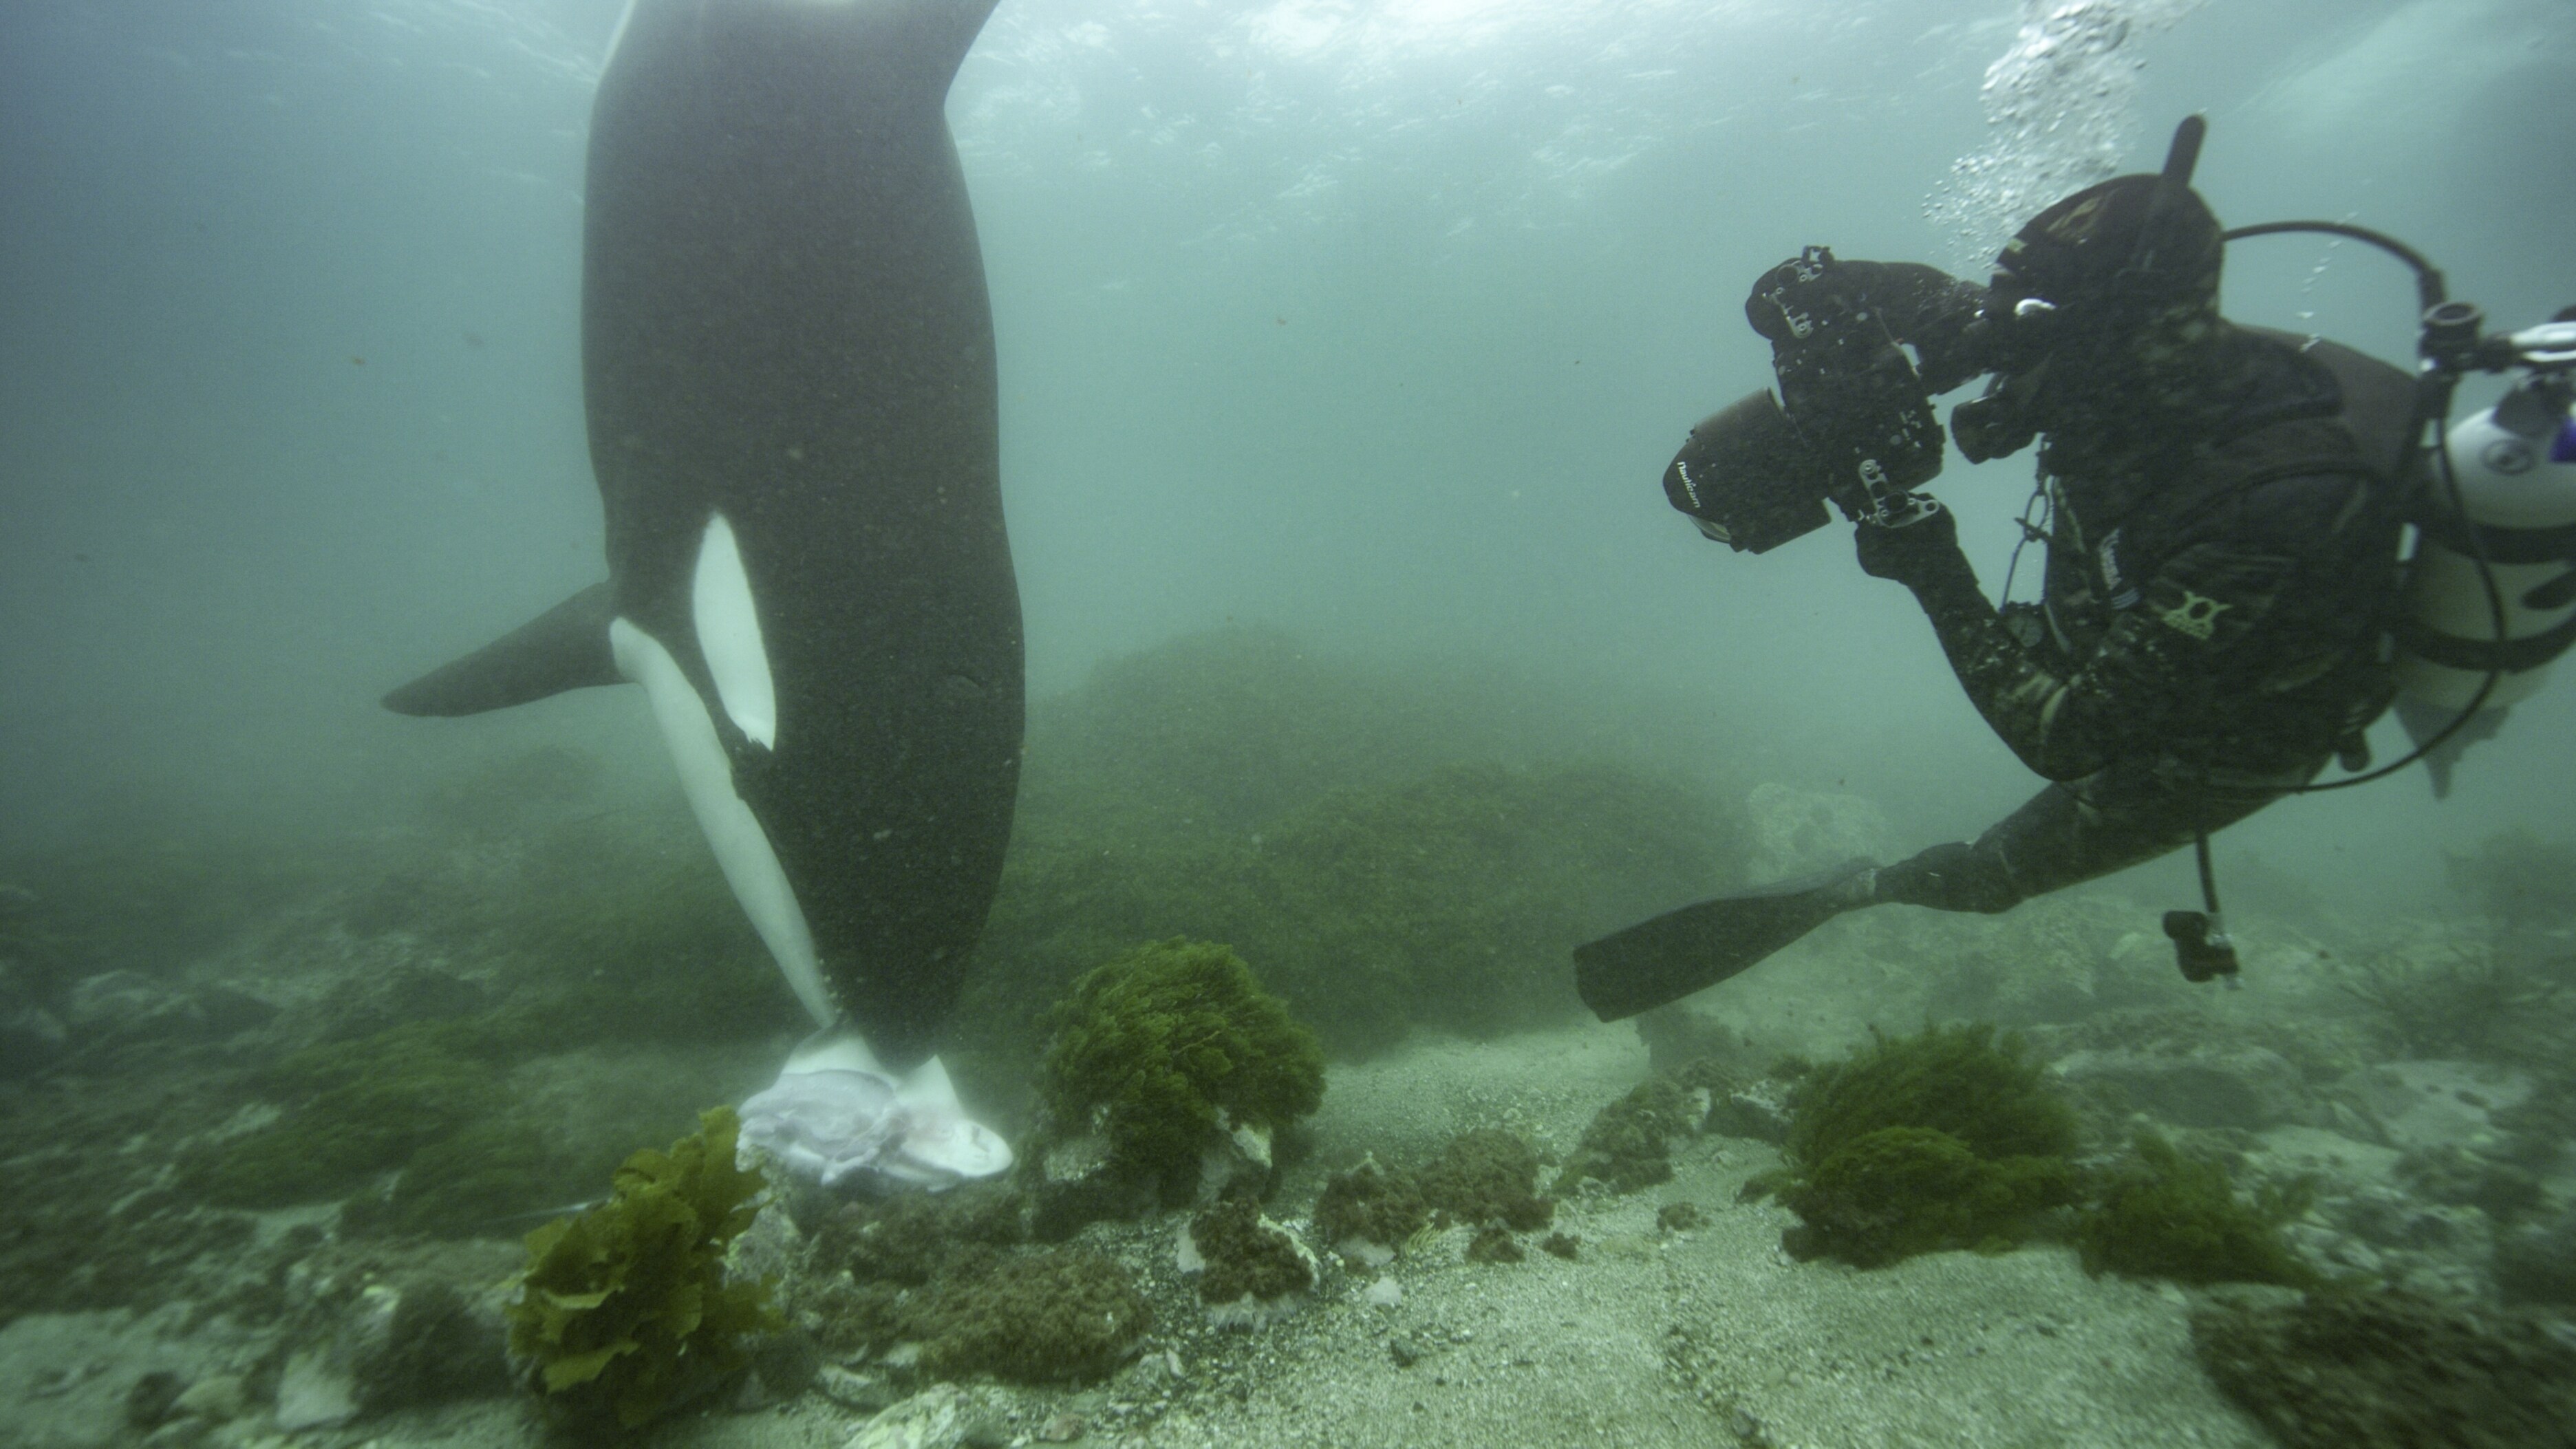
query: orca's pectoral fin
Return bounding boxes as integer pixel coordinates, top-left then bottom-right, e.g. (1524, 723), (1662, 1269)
(382, 581), (623, 717)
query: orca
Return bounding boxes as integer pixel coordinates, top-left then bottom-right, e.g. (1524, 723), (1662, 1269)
(385, 0), (1018, 1185)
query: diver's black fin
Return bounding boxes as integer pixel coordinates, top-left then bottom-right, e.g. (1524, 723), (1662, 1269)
(1574, 859), (1873, 1022)
(382, 581), (622, 717)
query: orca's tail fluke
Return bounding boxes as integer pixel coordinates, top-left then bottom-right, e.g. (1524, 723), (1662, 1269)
(381, 581), (623, 717)
(1574, 859), (1876, 1021)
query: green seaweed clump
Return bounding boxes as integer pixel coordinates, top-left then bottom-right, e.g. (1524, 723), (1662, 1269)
(1779, 1126), (2076, 1267)
(1786, 1024), (2076, 1166)
(503, 1107), (780, 1431)
(1312, 1155), (1430, 1254)
(910, 1247), (1152, 1382)
(1770, 1024), (2079, 1267)
(2075, 1133), (2317, 1287)
(1552, 1076), (1699, 1195)
(1038, 938), (1324, 1199)
(1418, 1128), (1554, 1232)
(2193, 1289), (2576, 1449)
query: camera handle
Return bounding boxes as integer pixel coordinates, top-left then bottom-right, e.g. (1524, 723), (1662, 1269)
(1858, 462), (1940, 529)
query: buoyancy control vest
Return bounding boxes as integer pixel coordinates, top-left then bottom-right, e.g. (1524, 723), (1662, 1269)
(2027, 328), (2416, 767)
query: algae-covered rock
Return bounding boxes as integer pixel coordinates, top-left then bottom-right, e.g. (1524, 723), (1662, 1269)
(2074, 1133), (2315, 1287)
(374, 1122), (590, 1240)
(1038, 938), (1324, 1204)
(909, 1247), (1151, 1382)
(1418, 1128), (1553, 1232)
(814, 1180), (1027, 1287)
(299, 963), (489, 1046)
(964, 631), (1752, 1059)
(1552, 1076), (1699, 1195)
(1313, 1155), (1430, 1261)
(1183, 1194), (1316, 1325)
(503, 1106), (780, 1430)
(182, 1018), (522, 1210)
(2192, 1290), (2576, 1449)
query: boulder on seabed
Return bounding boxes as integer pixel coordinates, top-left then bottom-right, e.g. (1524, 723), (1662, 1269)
(2493, 1204), (2576, 1309)
(1027, 1129), (1156, 1242)
(2054, 1045), (2309, 1130)
(275, 1279), (510, 1430)
(843, 1382), (1015, 1449)
(1743, 782), (1897, 882)
(65, 969), (275, 1049)
(1194, 1112), (1274, 1204)
(1706, 1076), (1794, 1145)
(2332, 1060), (2534, 1152)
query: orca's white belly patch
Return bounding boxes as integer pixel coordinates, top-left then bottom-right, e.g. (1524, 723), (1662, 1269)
(692, 511), (778, 749)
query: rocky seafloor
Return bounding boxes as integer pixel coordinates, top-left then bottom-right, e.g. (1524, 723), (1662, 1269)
(8, 996), (2576, 1449)
(6, 781), (2576, 1449)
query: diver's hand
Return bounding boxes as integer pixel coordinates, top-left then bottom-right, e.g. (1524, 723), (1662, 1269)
(1853, 501), (1966, 588)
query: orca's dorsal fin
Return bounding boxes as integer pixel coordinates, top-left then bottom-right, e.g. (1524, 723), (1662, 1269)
(382, 581), (622, 717)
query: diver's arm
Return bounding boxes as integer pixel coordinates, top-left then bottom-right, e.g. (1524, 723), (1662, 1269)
(1902, 564), (2192, 782)
(1853, 516), (2122, 781)
(1883, 481), (2370, 781)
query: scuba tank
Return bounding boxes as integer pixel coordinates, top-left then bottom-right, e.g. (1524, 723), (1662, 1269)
(2392, 370), (2576, 795)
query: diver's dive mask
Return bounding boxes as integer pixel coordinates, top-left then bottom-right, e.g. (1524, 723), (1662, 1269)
(1951, 116), (2226, 461)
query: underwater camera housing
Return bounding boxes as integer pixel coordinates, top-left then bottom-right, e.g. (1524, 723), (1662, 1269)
(1663, 246), (1946, 552)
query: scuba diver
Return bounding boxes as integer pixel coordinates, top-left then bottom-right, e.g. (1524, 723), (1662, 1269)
(1576, 116), (2576, 1021)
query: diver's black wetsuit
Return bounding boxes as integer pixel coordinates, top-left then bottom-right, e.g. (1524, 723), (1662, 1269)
(1815, 264), (2418, 912)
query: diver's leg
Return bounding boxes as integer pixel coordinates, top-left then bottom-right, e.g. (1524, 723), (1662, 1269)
(1575, 755), (2314, 1022)
(1869, 756), (2317, 914)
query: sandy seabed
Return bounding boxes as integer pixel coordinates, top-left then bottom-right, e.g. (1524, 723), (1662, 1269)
(1, 1022), (2280, 1449)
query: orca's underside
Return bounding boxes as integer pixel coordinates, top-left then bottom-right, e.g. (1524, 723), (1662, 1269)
(385, 0), (1019, 1077)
